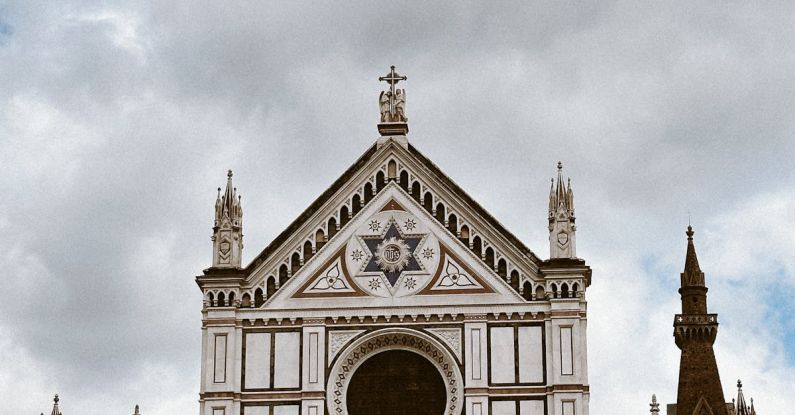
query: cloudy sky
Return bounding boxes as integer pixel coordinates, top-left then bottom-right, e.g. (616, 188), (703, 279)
(1, 1), (793, 414)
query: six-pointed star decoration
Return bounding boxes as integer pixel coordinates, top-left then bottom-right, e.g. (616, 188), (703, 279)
(359, 220), (425, 287)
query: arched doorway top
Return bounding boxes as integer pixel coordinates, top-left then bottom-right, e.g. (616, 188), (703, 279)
(327, 327), (464, 415)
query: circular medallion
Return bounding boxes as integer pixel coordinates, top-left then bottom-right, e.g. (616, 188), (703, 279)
(375, 237), (410, 273)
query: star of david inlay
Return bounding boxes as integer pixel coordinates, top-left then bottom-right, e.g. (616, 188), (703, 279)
(359, 220), (425, 287)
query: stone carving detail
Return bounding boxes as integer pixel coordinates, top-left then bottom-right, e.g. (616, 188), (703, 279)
(427, 328), (462, 361)
(347, 207), (440, 298)
(327, 329), (463, 415)
(328, 330), (366, 364)
(378, 66), (408, 123)
(310, 263), (350, 291)
(434, 260), (478, 289)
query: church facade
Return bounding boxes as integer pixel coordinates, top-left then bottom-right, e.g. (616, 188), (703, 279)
(195, 68), (592, 415)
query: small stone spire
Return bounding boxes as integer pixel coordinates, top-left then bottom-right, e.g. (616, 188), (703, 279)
(133, 404), (141, 415)
(548, 162), (576, 258)
(650, 394), (660, 414)
(682, 225), (705, 287)
(735, 380), (750, 415)
(211, 169), (244, 268)
(50, 394), (62, 415)
(750, 398), (756, 415)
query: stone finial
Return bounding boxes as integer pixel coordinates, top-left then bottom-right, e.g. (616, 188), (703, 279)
(650, 394), (660, 414)
(50, 394), (62, 415)
(133, 404), (140, 415)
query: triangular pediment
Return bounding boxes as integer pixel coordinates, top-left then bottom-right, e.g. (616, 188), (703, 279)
(263, 184), (525, 309)
(236, 139), (570, 310)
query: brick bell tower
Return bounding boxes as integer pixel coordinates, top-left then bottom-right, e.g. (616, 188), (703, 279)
(673, 225), (728, 415)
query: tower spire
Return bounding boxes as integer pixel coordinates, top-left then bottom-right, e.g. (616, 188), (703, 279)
(548, 162), (576, 258)
(673, 225), (728, 415)
(682, 225), (705, 288)
(211, 169), (243, 268)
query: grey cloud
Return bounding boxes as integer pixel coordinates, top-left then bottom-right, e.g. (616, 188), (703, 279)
(1, 1), (793, 413)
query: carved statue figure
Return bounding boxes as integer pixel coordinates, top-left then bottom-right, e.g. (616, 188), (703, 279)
(379, 90), (391, 122)
(394, 89), (406, 122)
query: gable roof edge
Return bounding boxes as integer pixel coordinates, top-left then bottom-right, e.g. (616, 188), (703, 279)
(407, 143), (543, 265)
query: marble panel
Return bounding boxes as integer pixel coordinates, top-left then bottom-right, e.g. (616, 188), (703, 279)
(561, 327), (573, 376)
(518, 326), (543, 383)
(492, 401), (516, 415)
(489, 327), (515, 384)
(274, 332), (301, 388)
(244, 332), (271, 389)
(519, 400), (545, 415)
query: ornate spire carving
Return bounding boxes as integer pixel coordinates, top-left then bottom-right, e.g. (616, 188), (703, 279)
(377, 65), (409, 136)
(548, 162), (576, 259)
(211, 170), (243, 268)
(133, 404), (141, 415)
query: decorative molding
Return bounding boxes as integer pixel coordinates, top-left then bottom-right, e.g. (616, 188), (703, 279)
(326, 328), (463, 415)
(427, 328), (462, 361)
(327, 330), (365, 364)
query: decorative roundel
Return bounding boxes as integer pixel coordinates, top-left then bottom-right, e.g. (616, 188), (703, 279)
(345, 209), (440, 298)
(375, 237), (411, 273)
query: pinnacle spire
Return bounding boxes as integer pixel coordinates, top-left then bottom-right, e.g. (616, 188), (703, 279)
(133, 404), (141, 415)
(735, 379), (750, 415)
(50, 394), (61, 415)
(218, 170), (241, 222)
(681, 225), (705, 287)
(548, 162), (576, 258)
(555, 161), (567, 206)
(212, 169), (244, 268)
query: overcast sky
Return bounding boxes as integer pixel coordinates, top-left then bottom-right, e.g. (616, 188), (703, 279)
(1, 1), (793, 414)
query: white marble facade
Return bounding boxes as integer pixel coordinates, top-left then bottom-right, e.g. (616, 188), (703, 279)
(197, 137), (591, 415)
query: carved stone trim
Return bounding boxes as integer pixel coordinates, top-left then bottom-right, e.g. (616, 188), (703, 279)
(426, 328), (462, 362)
(327, 330), (366, 365)
(326, 328), (464, 415)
